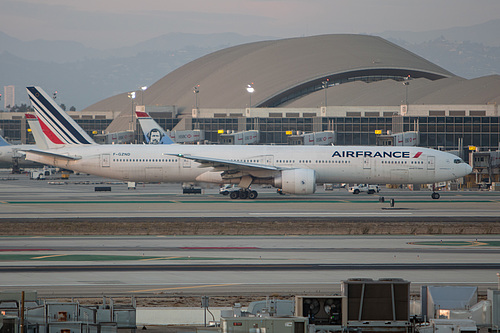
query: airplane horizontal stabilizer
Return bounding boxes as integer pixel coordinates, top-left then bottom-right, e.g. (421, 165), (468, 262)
(21, 149), (82, 161)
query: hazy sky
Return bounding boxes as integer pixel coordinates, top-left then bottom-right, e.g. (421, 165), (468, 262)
(2, 0), (500, 49)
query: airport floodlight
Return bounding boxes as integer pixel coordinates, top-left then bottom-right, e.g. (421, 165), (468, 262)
(140, 86), (147, 105)
(127, 92), (136, 136)
(193, 85), (200, 108)
(246, 83), (255, 107)
(322, 79), (329, 107)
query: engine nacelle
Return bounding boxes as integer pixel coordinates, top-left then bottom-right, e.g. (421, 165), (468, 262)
(274, 169), (316, 194)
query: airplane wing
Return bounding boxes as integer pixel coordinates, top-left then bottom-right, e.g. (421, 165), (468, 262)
(166, 153), (280, 172)
(21, 149), (82, 160)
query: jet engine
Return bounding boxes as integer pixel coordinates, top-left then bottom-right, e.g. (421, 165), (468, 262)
(274, 169), (316, 194)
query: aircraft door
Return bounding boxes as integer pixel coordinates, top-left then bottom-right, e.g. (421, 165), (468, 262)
(101, 154), (110, 167)
(363, 157), (371, 169)
(427, 156), (435, 170)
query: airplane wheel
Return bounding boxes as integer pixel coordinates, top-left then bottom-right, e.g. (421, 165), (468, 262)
(248, 190), (258, 200)
(239, 190), (249, 200)
(230, 191), (240, 199)
(431, 192), (440, 200)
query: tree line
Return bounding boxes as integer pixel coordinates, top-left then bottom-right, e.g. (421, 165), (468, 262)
(1, 104), (76, 112)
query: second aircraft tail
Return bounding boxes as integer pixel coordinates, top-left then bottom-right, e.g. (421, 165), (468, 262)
(26, 86), (96, 147)
(135, 110), (175, 144)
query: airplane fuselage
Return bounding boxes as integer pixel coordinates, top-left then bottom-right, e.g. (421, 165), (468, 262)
(25, 144), (471, 185)
(0, 144), (40, 168)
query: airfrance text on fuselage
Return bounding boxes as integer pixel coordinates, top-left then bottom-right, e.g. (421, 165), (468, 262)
(332, 150), (421, 158)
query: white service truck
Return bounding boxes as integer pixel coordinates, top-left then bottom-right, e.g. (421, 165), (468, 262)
(348, 184), (380, 194)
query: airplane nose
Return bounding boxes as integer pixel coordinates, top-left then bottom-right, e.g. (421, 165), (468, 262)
(465, 164), (473, 175)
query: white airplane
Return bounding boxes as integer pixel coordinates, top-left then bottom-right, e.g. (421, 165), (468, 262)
(24, 86), (472, 200)
(0, 133), (40, 169)
(135, 110), (174, 144)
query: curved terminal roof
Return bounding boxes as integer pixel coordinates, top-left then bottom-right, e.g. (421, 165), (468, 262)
(284, 75), (500, 107)
(85, 34), (458, 114)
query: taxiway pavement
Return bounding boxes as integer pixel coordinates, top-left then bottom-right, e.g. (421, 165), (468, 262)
(0, 171), (499, 219)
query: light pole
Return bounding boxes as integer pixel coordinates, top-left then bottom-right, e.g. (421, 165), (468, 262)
(140, 86), (147, 105)
(322, 79), (329, 107)
(128, 91), (136, 135)
(403, 76), (410, 105)
(193, 85), (200, 108)
(246, 83), (255, 107)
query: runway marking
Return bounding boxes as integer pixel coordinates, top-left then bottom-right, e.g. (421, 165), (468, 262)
(0, 254), (248, 262)
(131, 283), (242, 293)
(139, 256), (182, 261)
(0, 249), (52, 252)
(249, 212), (413, 216)
(31, 254), (67, 260)
(466, 241), (488, 247)
(181, 247), (260, 250)
(409, 241), (500, 247)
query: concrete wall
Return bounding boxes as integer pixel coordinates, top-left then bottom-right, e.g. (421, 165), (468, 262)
(191, 104), (498, 119)
(136, 307), (231, 325)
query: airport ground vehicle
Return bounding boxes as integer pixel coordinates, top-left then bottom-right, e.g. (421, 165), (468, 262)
(219, 184), (236, 195)
(348, 184), (380, 194)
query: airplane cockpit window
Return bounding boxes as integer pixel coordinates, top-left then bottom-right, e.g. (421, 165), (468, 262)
(454, 158), (464, 164)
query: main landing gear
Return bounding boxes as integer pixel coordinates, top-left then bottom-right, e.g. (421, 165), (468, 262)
(430, 184), (440, 200)
(229, 189), (258, 200)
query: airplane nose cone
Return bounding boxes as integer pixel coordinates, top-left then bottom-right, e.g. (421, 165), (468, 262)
(466, 164), (473, 175)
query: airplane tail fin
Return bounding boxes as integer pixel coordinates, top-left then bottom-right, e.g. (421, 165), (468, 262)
(135, 110), (175, 144)
(26, 86), (96, 146)
(25, 113), (50, 150)
(0, 135), (11, 146)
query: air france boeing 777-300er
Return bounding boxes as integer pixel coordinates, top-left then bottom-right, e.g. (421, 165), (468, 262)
(24, 86), (472, 199)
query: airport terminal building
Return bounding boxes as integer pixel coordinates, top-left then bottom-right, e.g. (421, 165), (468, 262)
(1, 34), (500, 159)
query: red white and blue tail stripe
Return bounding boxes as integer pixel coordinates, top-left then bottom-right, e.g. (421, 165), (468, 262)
(26, 86), (95, 146)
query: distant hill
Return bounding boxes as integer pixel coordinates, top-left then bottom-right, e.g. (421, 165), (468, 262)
(0, 32), (276, 109)
(0, 31), (101, 63)
(0, 31), (275, 63)
(383, 37), (500, 79)
(1, 24), (499, 110)
(110, 32), (277, 58)
(378, 19), (500, 47)
(376, 19), (500, 79)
